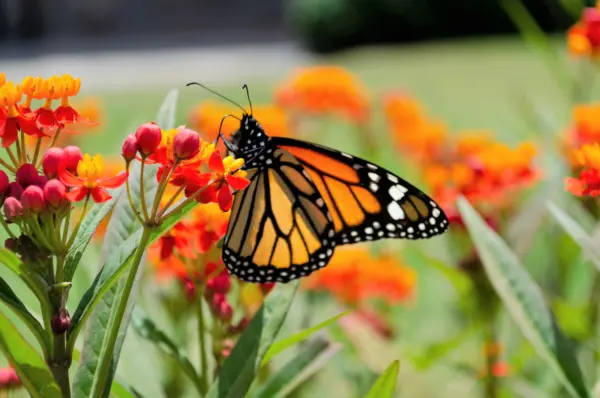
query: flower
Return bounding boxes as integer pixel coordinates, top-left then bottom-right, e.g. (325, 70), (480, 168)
(0, 367), (20, 388)
(20, 186), (45, 213)
(59, 153), (128, 203)
(562, 103), (600, 164)
(304, 248), (416, 305)
(566, 143), (600, 196)
(191, 203), (229, 253)
(136, 122), (163, 155)
(44, 179), (67, 208)
(0, 82), (43, 147)
(42, 147), (66, 177)
(173, 128), (200, 160)
(276, 66), (369, 123)
(568, 5), (600, 57)
(121, 134), (138, 162)
(189, 100), (291, 138)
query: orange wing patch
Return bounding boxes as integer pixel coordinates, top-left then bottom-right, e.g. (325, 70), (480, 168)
(352, 186), (381, 213)
(324, 177), (365, 226)
(280, 145), (360, 183)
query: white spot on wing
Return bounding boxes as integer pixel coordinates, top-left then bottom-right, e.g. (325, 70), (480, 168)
(341, 152), (352, 158)
(369, 182), (378, 192)
(389, 186), (404, 201)
(368, 172), (380, 182)
(387, 173), (399, 183)
(387, 202), (405, 220)
(432, 208), (441, 217)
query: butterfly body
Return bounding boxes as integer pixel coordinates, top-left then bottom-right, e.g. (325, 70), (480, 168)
(222, 114), (449, 283)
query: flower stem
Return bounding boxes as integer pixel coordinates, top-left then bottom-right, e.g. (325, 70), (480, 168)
(126, 174), (145, 226)
(61, 210), (71, 247)
(19, 131), (26, 163)
(197, 295), (209, 396)
(66, 196), (89, 249)
(158, 180), (216, 223)
(5, 147), (18, 168)
(0, 216), (16, 239)
(156, 185), (185, 219)
(92, 226), (153, 398)
(49, 255), (71, 398)
(139, 160), (151, 222)
(32, 137), (43, 166)
(0, 157), (16, 173)
(483, 323), (498, 398)
(150, 161), (179, 221)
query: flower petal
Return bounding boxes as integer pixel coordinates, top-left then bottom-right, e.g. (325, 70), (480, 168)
(0, 118), (19, 148)
(226, 175), (250, 190)
(59, 169), (84, 187)
(208, 150), (224, 173)
(217, 186), (233, 211)
(66, 186), (89, 202)
(91, 187), (112, 203)
(98, 172), (128, 189)
(194, 184), (218, 204)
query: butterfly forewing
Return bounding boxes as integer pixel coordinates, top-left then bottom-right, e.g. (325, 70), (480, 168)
(222, 144), (336, 283)
(271, 137), (449, 245)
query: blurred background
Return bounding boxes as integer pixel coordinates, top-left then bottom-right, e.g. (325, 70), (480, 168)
(0, 0), (597, 397)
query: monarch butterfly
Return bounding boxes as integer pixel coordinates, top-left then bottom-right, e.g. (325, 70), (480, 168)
(188, 83), (449, 284)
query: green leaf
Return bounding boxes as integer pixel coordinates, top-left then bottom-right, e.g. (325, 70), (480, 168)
(0, 276), (49, 358)
(155, 89), (179, 129)
(363, 360), (400, 398)
(0, 249), (53, 334)
(64, 195), (120, 281)
(410, 327), (476, 371)
(457, 197), (590, 398)
(262, 311), (349, 365)
(110, 380), (143, 398)
(548, 202), (600, 272)
(206, 281), (300, 398)
(256, 337), (338, 398)
(0, 308), (62, 398)
(130, 308), (201, 391)
(407, 249), (472, 297)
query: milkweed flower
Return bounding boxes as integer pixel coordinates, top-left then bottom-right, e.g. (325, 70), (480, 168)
(0, 82), (43, 147)
(568, 4), (600, 58)
(566, 143), (600, 196)
(304, 248), (415, 305)
(59, 153), (128, 202)
(275, 66), (369, 124)
(562, 103), (600, 165)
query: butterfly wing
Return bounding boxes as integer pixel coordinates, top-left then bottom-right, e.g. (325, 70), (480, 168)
(271, 137), (449, 244)
(222, 145), (336, 283)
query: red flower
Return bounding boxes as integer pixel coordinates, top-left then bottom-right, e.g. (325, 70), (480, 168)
(199, 151), (250, 211)
(59, 153), (128, 203)
(0, 82), (44, 147)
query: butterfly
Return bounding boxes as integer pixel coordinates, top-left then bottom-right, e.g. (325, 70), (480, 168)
(188, 83), (449, 284)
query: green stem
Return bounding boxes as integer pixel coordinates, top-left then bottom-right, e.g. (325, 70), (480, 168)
(27, 217), (54, 251)
(49, 255), (71, 398)
(0, 216), (16, 239)
(91, 227), (153, 398)
(198, 295), (209, 396)
(0, 157), (16, 173)
(150, 161), (178, 221)
(483, 323), (498, 398)
(31, 137), (43, 166)
(139, 160), (151, 222)
(156, 185), (185, 219)
(61, 210), (71, 247)
(158, 180), (216, 223)
(19, 131), (26, 163)
(66, 196), (89, 249)
(5, 147), (18, 168)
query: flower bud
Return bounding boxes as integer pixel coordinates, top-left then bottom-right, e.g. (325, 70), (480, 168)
(42, 147), (66, 177)
(16, 163), (38, 188)
(135, 122), (162, 155)
(34, 175), (47, 189)
(7, 183), (23, 200)
(206, 273), (231, 294)
(219, 300), (233, 322)
(0, 170), (8, 195)
(3, 197), (22, 222)
(173, 129), (200, 160)
(21, 186), (45, 213)
(121, 134), (139, 162)
(4, 238), (17, 251)
(44, 180), (67, 208)
(51, 307), (71, 335)
(63, 146), (83, 171)
(0, 367), (20, 387)
(260, 282), (275, 295)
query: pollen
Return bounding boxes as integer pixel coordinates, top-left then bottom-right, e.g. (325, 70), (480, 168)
(77, 154), (105, 188)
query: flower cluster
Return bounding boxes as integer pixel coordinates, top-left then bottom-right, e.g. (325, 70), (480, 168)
(303, 248), (415, 306)
(565, 143), (600, 196)
(568, 3), (600, 58)
(384, 94), (539, 222)
(275, 66), (369, 124)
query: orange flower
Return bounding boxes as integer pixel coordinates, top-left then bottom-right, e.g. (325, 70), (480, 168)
(0, 82), (44, 147)
(567, 4), (600, 57)
(59, 154), (128, 203)
(562, 103), (600, 165)
(566, 143), (600, 197)
(304, 248), (415, 305)
(189, 100), (291, 138)
(72, 97), (102, 125)
(383, 93), (447, 162)
(275, 66), (369, 123)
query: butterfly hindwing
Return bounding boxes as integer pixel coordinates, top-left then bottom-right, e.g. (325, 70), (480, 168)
(222, 143), (336, 283)
(270, 137), (449, 245)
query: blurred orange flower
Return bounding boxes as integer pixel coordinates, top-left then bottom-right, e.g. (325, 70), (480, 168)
(568, 4), (600, 57)
(566, 143), (600, 197)
(304, 248), (415, 305)
(189, 100), (290, 139)
(562, 103), (600, 164)
(276, 66), (369, 124)
(73, 97), (102, 125)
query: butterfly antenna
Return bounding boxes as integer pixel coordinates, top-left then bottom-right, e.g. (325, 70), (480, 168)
(186, 82), (247, 114)
(215, 114), (241, 154)
(242, 84), (253, 115)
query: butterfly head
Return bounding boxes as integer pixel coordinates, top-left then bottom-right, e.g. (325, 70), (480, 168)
(229, 113), (268, 157)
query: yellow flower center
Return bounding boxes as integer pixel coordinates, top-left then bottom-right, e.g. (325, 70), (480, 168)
(77, 154), (105, 188)
(222, 156), (247, 178)
(0, 82), (22, 117)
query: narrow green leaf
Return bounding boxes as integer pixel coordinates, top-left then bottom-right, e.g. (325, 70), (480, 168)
(64, 194), (120, 281)
(110, 380), (143, 398)
(130, 308), (201, 390)
(256, 337), (337, 398)
(155, 89), (179, 129)
(206, 281), (300, 398)
(548, 201), (600, 272)
(0, 249), (53, 333)
(363, 360), (400, 398)
(410, 327), (476, 371)
(458, 197), (589, 398)
(262, 311), (349, 365)
(408, 249), (472, 297)
(0, 276), (49, 358)
(0, 308), (62, 398)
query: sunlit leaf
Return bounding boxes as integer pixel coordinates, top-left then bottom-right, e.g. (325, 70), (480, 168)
(363, 360), (400, 398)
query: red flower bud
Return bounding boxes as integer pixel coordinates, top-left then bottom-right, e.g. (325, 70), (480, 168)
(63, 146), (83, 171)
(34, 175), (48, 189)
(219, 300), (233, 322)
(3, 197), (22, 222)
(210, 293), (226, 313)
(206, 272), (231, 294)
(21, 186), (45, 213)
(260, 282), (276, 295)
(51, 307), (71, 335)
(0, 367), (20, 387)
(135, 122), (162, 155)
(42, 147), (66, 177)
(0, 170), (8, 195)
(4, 238), (16, 251)
(7, 183), (23, 200)
(44, 179), (67, 208)
(204, 262), (219, 278)
(121, 134), (139, 162)
(173, 128), (200, 160)
(16, 163), (39, 188)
